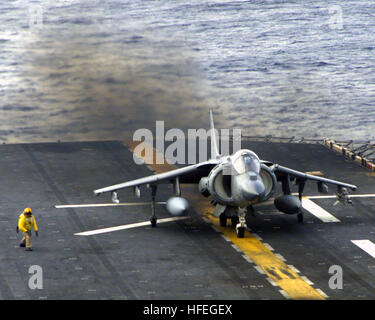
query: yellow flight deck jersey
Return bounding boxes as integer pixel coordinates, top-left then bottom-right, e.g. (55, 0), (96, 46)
(18, 213), (38, 233)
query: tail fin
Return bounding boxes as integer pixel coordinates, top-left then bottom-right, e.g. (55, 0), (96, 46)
(209, 109), (220, 159)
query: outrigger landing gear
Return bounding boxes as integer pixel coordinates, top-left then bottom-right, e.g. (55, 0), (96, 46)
(297, 211), (303, 224)
(235, 207), (247, 238)
(150, 185), (157, 227)
(150, 216), (157, 227)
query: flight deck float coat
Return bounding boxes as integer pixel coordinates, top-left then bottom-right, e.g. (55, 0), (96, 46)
(18, 213), (38, 233)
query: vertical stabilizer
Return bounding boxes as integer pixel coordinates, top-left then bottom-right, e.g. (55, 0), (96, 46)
(209, 109), (220, 159)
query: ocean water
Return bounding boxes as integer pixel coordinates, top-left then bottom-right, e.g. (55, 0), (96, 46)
(0, 0), (374, 143)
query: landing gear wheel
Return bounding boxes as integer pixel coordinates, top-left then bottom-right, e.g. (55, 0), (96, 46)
(236, 226), (245, 238)
(297, 213), (303, 224)
(150, 217), (157, 227)
(219, 214), (227, 227)
(231, 216), (239, 227)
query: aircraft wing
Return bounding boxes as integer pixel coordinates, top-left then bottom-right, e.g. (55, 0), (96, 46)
(94, 160), (219, 195)
(271, 164), (357, 191)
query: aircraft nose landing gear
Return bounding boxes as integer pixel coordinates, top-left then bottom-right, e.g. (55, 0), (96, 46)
(236, 224), (245, 238)
(235, 207), (247, 238)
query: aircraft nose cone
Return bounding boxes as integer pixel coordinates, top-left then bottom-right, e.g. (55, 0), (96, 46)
(242, 178), (266, 202)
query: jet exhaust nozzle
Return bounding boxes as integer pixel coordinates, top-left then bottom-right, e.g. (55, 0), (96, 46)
(166, 196), (189, 216)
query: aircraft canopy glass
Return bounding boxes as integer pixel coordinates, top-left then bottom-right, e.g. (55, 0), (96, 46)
(233, 151), (261, 175)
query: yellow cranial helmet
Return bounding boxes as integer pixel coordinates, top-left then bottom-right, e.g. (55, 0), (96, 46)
(24, 207), (32, 214)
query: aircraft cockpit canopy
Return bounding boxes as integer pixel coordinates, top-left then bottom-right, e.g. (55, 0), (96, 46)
(232, 150), (261, 175)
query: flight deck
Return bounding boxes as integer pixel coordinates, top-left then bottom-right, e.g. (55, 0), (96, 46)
(1, 140), (375, 299)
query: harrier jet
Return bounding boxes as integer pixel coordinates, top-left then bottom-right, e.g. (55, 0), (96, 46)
(92, 111), (357, 238)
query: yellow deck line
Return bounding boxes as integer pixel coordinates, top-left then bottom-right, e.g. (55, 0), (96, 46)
(123, 140), (325, 300)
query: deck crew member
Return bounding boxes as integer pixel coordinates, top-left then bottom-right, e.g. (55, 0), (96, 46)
(18, 207), (39, 251)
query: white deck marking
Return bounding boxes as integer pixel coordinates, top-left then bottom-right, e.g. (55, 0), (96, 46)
(202, 217), (211, 224)
(316, 289), (329, 299)
(55, 202), (166, 209)
(279, 290), (291, 299)
(231, 244), (242, 252)
(295, 194), (375, 200)
(300, 276), (314, 285)
(287, 265), (300, 274)
(254, 266), (265, 275)
(263, 243), (274, 251)
(242, 254), (253, 264)
(75, 216), (190, 236)
(211, 226), (221, 233)
(301, 198), (340, 223)
(275, 253), (286, 262)
(266, 277), (278, 287)
(351, 240), (375, 259)
(252, 233), (263, 240)
(347, 194), (375, 198)
(221, 234), (231, 242)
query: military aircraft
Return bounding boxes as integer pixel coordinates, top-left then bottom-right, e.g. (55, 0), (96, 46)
(92, 110), (357, 238)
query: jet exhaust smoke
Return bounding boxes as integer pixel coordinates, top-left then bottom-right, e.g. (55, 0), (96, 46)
(6, 3), (218, 143)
